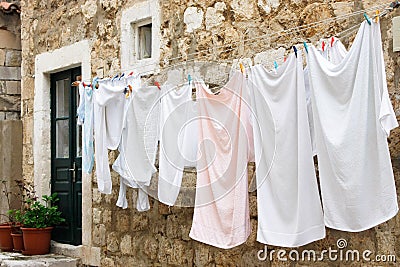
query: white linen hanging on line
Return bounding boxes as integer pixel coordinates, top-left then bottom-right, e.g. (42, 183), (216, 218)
(113, 84), (161, 211)
(248, 51), (325, 247)
(93, 76), (138, 194)
(306, 21), (398, 231)
(158, 83), (198, 206)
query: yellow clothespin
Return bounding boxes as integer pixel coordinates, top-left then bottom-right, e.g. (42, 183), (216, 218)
(375, 10), (380, 23)
(239, 63), (245, 74)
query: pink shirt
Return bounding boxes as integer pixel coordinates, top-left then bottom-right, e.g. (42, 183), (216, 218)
(189, 72), (252, 249)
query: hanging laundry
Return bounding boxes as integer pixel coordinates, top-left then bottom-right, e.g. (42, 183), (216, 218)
(93, 76), (139, 194)
(158, 83), (198, 206)
(305, 37), (348, 156)
(248, 51), (325, 247)
(77, 82), (94, 173)
(113, 84), (161, 211)
(306, 21), (399, 231)
(189, 71), (253, 249)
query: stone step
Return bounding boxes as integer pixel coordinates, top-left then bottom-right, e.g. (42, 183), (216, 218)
(0, 252), (79, 267)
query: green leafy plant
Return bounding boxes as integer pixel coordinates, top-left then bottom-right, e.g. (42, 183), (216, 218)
(19, 193), (65, 229)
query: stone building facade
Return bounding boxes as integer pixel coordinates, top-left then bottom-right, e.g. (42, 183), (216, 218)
(19, 0), (400, 266)
(0, 1), (22, 221)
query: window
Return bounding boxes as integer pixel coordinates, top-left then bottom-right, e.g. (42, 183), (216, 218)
(135, 22), (152, 60)
(121, 0), (160, 74)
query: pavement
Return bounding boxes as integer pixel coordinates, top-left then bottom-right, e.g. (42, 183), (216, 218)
(0, 252), (79, 267)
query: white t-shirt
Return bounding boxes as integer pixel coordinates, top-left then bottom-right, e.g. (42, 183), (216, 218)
(248, 51), (325, 247)
(307, 21), (398, 231)
(158, 83), (198, 206)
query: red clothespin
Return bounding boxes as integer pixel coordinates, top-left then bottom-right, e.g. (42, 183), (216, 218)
(154, 81), (161, 90)
(322, 41), (325, 52)
(284, 56), (287, 63)
(330, 37), (334, 47)
(128, 71), (134, 77)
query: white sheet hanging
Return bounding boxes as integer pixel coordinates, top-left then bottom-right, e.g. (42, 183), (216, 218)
(307, 21), (398, 231)
(158, 83), (198, 206)
(248, 51), (325, 247)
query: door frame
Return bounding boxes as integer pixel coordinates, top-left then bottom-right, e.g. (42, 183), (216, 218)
(34, 40), (100, 266)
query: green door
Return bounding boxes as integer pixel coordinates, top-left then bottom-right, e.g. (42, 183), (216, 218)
(50, 67), (82, 245)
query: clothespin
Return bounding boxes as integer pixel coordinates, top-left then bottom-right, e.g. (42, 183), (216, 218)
(330, 37), (335, 47)
(128, 71), (134, 77)
(322, 41), (325, 52)
(364, 13), (371, 25)
(154, 81), (161, 90)
(293, 46), (298, 58)
(284, 56), (287, 63)
(303, 42), (308, 53)
(118, 73), (125, 80)
(188, 74), (192, 85)
(375, 10), (380, 23)
(239, 63), (245, 74)
(273, 61), (278, 70)
(112, 74), (119, 81)
(92, 77), (99, 89)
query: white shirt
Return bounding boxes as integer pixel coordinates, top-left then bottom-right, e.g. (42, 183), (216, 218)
(158, 83), (198, 206)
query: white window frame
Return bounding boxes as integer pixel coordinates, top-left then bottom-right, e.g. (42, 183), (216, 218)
(121, 0), (161, 74)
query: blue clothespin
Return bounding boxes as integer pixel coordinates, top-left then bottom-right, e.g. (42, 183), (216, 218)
(293, 46), (298, 58)
(112, 74), (119, 81)
(118, 73), (125, 80)
(273, 61), (278, 70)
(363, 13), (371, 25)
(303, 42), (309, 53)
(188, 74), (192, 85)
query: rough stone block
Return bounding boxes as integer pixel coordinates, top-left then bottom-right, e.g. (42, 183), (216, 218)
(5, 50), (21, 67)
(0, 80), (5, 93)
(0, 49), (5, 66)
(5, 112), (19, 120)
(0, 95), (21, 111)
(0, 66), (21, 80)
(92, 224), (106, 246)
(6, 81), (20, 94)
(0, 29), (21, 50)
(107, 232), (120, 252)
(120, 234), (132, 255)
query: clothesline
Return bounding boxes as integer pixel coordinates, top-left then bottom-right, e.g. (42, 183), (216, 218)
(112, 2), (391, 76)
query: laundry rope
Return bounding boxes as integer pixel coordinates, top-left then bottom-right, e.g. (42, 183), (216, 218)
(115, 2), (390, 76)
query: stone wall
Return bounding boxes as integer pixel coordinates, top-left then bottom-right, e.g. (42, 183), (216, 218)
(0, 9), (21, 120)
(20, 0), (400, 266)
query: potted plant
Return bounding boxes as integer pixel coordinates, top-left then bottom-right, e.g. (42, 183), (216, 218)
(20, 193), (65, 255)
(7, 209), (23, 252)
(0, 180), (16, 252)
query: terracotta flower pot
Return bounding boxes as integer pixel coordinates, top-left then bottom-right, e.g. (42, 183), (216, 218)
(11, 233), (24, 252)
(21, 227), (53, 255)
(0, 223), (13, 252)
